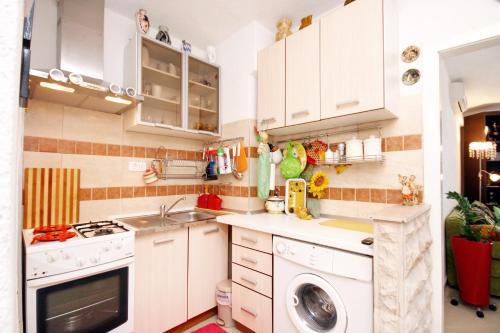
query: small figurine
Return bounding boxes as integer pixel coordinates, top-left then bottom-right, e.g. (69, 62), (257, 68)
(136, 9), (150, 34)
(275, 17), (292, 41)
(182, 40), (192, 54)
(299, 15), (312, 30)
(398, 174), (422, 206)
(156, 25), (171, 45)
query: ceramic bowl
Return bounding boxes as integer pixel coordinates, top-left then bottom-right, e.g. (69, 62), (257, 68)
(265, 197), (285, 214)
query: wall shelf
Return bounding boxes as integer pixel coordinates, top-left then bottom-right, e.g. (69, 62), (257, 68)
(142, 65), (181, 88)
(189, 80), (216, 96)
(143, 94), (180, 111)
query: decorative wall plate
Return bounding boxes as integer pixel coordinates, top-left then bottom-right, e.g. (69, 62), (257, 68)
(402, 69), (421, 86)
(401, 45), (420, 63)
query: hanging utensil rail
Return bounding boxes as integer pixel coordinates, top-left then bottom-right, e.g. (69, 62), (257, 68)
(275, 125), (382, 144)
(204, 136), (244, 147)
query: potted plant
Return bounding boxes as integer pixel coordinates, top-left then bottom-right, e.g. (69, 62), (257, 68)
(446, 192), (497, 317)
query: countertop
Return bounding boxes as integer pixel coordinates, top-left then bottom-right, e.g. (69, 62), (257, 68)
(216, 213), (374, 256)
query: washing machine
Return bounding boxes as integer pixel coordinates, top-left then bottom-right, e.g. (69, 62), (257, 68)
(273, 236), (373, 333)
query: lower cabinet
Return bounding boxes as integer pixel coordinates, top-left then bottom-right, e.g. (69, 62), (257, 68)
(135, 222), (228, 333)
(135, 228), (188, 333)
(232, 282), (272, 333)
(188, 223), (228, 319)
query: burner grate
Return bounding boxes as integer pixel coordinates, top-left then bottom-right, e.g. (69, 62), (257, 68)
(73, 220), (128, 238)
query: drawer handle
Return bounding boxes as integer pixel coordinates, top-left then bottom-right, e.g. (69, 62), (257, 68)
(204, 227), (220, 235)
(291, 110), (309, 118)
(241, 256), (258, 265)
(241, 236), (258, 244)
(241, 306), (258, 318)
(336, 99), (359, 108)
(261, 117), (276, 124)
(153, 238), (174, 245)
(240, 276), (258, 286)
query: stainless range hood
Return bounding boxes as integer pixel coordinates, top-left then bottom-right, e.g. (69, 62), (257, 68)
(28, 0), (141, 114)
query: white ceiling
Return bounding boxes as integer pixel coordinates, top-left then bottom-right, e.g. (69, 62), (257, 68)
(444, 43), (500, 111)
(105, 0), (342, 48)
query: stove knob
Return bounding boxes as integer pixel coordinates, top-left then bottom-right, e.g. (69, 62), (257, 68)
(289, 247), (297, 255)
(46, 254), (56, 263)
(103, 246), (110, 252)
(76, 258), (85, 267)
(276, 242), (287, 254)
(115, 241), (123, 250)
(61, 252), (71, 260)
(90, 256), (100, 264)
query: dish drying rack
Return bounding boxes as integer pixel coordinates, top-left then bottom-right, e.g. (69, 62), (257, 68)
(317, 155), (385, 167)
(151, 146), (205, 180)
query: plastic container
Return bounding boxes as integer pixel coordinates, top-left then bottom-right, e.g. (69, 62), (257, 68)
(207, 194), (222, 210)
(215, 279), (235, 328)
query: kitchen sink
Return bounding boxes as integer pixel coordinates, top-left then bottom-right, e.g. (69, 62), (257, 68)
(118, 210), (216, 230)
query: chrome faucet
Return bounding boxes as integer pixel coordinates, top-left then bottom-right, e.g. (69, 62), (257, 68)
(161, 196), (187, 218)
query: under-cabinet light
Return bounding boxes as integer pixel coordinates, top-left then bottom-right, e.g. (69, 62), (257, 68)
(105, 95), (132, 105)
(39, 81), (75, 93)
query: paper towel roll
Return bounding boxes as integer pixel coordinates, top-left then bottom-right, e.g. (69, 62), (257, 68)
(269, 163), (276, 190)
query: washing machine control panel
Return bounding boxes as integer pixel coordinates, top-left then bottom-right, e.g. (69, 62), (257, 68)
(273, 238), (334, 273)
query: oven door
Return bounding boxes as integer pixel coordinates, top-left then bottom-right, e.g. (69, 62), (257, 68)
(26, 258), (134, 333)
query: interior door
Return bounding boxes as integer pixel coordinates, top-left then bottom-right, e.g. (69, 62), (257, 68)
(320, 0), (384, 118)
(188, 223), (228, 319)
(257, 39), (286, 130)
(286, 23), (321, 126)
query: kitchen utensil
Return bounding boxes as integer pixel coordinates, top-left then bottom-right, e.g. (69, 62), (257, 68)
(346, 137), (363, 161)
(236, 141), (248, 172)
(23, 168), (80, 228)
(152, 84), (163, 97)
(257, 143), (271, 200)
(285, 178), (307, 215)
(283, 142), (307, 172)
(231, 144), (243, 179)
(223, 146), (232, 174)
(269, 163), (276, 190)
(363, 135), (382, 160)
(143, 169), (158, 184)
(265, 196), (285, 214)
(280, 143), (302, 179)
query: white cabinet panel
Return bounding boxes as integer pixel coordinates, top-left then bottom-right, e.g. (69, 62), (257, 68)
(286, 23), (321, 126)
(135, 229), (188, 333)
(188, 223), (228, 319)
(257, 39), (286, 130)
(320, 0), (384, 118)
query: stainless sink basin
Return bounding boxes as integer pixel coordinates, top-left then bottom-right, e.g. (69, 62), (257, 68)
(118, 210), (215, 230)
(166, 211), (215, 223)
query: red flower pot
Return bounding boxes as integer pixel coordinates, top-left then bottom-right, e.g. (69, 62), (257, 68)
(451, 235), (492, 307)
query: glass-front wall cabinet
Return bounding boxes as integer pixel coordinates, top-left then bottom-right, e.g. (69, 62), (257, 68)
(188, 56), (219, 134)
(140, 38), (183, 127)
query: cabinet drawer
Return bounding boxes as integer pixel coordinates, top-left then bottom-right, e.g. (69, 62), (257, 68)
(232, 226), (272, 254)
(232, 244), (272, 275)
(232, 263), (272, 298)
(232, 282), (272, 333)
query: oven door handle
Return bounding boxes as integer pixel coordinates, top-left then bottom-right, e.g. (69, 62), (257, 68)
(26, 257), (134, 288)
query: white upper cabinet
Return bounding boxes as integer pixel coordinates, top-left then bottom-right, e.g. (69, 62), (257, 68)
(321, 0), (386, 118)
(257, 39), (286, 130)
(286, 23), (321, 126)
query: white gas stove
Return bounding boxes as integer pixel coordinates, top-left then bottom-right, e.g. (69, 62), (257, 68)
(23, 221), (135, 333)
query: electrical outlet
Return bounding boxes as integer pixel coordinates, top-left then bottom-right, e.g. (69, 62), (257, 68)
(128, 161), (147, 172)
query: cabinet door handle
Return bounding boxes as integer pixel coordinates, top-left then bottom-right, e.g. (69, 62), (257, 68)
(241, 256), (258, 265)
(240, 276), (257, 286)
(241, 306), (258, 317)
(204, 227), (220, 235)
(153, 238), (174, 245)
(291, 110), (309, 118)
(261, 117), (276, 124)
(336, 99), (359, 108)
(241, 236), (258, 244)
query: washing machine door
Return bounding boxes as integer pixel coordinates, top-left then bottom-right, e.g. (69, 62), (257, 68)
(286, 274), (347, 333)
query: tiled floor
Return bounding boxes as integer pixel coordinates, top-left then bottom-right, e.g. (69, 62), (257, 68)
(444, 286), (500, 332)
(183, 316), (241, 333)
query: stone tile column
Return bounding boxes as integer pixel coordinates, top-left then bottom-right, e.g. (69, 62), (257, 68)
(371, 205), (432, 333)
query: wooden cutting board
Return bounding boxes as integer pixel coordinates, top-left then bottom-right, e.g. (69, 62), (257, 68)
(23, 168), (80, 228)
(319, 219), (374, 234)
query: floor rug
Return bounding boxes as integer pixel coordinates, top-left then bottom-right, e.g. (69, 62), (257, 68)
(191, 323), (227, 333)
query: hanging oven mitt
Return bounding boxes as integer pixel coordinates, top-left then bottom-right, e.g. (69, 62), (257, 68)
(280, 143), (302, 179)
(257, 142), (271, 200)
(236, 141), (248, 172)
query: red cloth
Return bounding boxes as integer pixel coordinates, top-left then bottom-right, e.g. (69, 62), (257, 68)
(191, 323), (227, 333)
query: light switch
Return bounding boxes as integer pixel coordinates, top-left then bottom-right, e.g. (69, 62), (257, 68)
(128, 161), (147, 172)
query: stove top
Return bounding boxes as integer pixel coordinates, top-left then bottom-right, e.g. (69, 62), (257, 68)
(73, 220), (129, 238)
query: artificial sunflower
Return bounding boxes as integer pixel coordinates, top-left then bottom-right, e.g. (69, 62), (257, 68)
(309, 171), (329, 198)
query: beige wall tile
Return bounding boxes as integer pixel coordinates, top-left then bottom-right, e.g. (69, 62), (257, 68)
(25, 100), (64, 138)
(61, 155), (123, 188)
(79, 199), (122, 221)
(62, 106), (123, 144)
(23, 152), (62, 168)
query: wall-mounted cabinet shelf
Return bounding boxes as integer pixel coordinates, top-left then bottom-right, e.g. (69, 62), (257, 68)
(123, 34), (220, 140)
